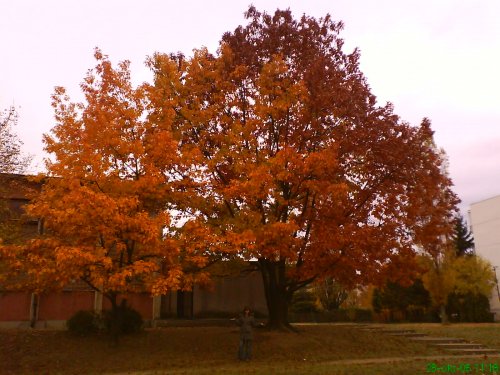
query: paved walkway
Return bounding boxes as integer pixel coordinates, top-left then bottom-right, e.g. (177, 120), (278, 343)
(328, 353), (500, 365)
(358, 324), (500, 356)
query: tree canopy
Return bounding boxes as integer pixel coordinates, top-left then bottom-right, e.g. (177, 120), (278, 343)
(0, 52), (214, 309)
(420, 248), (494, 323)
(0, 7), (459, 329)
(146, 7), (458, 327)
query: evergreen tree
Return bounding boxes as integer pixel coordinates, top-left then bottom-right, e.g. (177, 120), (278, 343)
(453, 214), (474, 256)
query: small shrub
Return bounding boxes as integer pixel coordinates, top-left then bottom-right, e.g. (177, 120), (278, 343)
(329, 308), (373, 322)
(351, 308), (373, 322)
(104, 303), (143, 335)
(290, 289), (319, 313)
(67, 310), (98, 336)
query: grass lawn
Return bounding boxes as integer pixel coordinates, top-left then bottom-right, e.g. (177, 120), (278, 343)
(1, 323), (499, 374)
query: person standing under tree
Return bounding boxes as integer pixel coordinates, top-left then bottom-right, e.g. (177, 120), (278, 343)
(236, 306), (257, 361)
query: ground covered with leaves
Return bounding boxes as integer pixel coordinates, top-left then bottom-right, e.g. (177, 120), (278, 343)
(4, 323), (494, 374)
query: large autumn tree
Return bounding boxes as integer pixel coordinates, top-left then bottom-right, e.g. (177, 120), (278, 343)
(0, 51), (214, 313)
(145, 7), (458, 328)
(1, 8), (458, 330)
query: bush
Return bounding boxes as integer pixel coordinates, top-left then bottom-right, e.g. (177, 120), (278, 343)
(290, 289), (319, 313)
(447, 292), (494, 322)
(331, 308), (373, 322)
(67, 310), (98, 336)
(103, 303), (143, 335)
(349, 308), (373, 322)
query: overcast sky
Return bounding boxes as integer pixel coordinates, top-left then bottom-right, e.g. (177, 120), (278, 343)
(1, 0), (499, 215)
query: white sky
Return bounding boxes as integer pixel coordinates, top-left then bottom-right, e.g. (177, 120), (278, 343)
(1, 0), (499, 214)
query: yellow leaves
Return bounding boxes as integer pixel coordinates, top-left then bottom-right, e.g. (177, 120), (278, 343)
(418, 250), (494, 308)
(420, 252), (457, 307)
(452, 255), (495, 297)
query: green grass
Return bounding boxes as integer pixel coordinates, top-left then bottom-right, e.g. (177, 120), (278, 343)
(1, 323), (499, 374)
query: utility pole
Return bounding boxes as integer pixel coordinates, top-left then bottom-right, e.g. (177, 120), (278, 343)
(493, 266), (500, 302)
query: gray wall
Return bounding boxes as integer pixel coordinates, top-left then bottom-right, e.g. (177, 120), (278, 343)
(193, 270), (267, 317)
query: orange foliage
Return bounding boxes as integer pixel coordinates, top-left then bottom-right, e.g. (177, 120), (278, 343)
(0, 8), (458, 326)
(146, 7), (458, 326)
(0, 50), (211, 301)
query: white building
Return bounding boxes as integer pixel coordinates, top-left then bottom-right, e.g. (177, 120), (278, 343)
(469, 195), (500, 320)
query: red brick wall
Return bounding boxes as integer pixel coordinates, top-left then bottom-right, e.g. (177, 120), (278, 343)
(37, 291), (94, 320)
(0, 292), (31, 321)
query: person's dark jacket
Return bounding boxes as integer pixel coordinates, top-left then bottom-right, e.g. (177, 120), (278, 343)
(236, 313), (257, 340)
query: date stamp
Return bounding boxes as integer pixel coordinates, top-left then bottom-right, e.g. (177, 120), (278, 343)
(426, 362), (499, 373)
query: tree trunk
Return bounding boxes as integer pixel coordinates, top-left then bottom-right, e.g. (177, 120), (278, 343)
(258, 258), (293, 330)
(106, 293), (121, 344)
(29, 293), (39, 328)
(439, 304), (449, 324)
